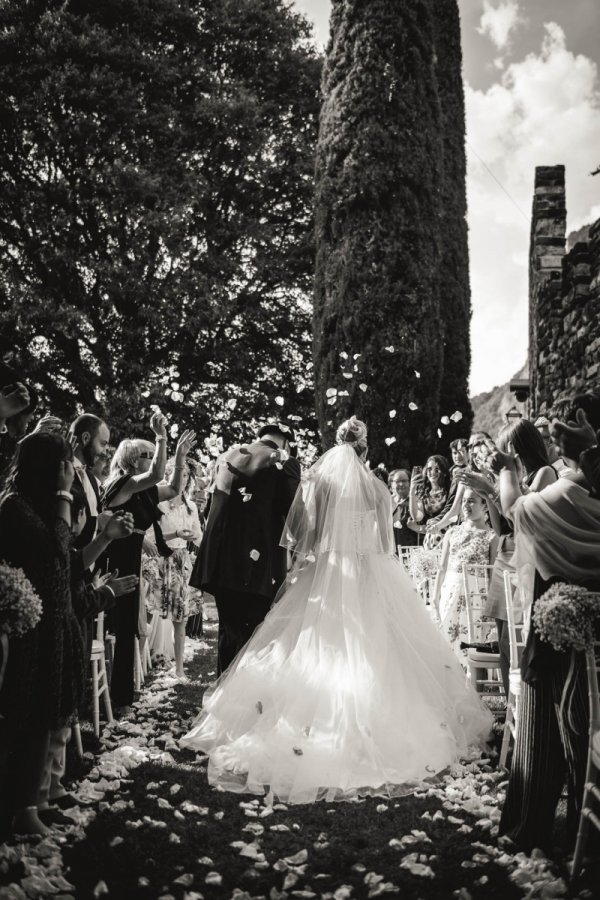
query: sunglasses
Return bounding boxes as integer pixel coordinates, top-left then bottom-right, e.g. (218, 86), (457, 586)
(139, 451), (153, 460)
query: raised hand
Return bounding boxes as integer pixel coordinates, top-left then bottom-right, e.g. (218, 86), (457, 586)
(57, 459), (75, 491)
(552, 408), (598, 459)
(150, 411), (168, 439)
(0, 382), (29, 420)
(455, 470), (494, 497)
(33, 415), (64, 435)
(489, 448), (516, 474)
(175, 429), (197, 459)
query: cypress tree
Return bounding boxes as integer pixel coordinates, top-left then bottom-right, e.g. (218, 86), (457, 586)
(313, 0), (444, 466)
(433, 0), (473, 448)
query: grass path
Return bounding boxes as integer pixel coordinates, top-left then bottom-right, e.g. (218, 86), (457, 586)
(1, 614), (597, 899)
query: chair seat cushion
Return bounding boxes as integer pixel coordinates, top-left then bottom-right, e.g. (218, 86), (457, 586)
(467, 649), (501, 665)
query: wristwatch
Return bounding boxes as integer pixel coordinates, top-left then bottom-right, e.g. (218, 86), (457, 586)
(56, 490), (73, 503)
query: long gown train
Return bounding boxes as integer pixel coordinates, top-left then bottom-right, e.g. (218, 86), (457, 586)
(181, 547), (493, 803)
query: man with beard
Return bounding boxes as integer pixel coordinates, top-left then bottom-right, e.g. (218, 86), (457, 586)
(68, 413), (111, 547)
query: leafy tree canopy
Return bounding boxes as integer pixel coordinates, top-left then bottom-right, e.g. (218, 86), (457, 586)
(0, 0), (322, 452)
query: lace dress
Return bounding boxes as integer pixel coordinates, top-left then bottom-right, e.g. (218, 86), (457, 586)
(438, 522), (495, 662)
(0, 494), (84, 730)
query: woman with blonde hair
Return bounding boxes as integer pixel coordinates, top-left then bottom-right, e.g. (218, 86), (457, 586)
(101, 413), (196, 712)
(182, 416), (492, 803)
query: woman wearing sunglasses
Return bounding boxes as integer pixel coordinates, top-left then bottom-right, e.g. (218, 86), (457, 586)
(100, 413), (196, 713)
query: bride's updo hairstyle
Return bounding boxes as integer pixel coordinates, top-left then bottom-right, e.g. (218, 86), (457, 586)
(335, 416), (368, 456)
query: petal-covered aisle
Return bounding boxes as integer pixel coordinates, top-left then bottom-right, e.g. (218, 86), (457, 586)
(0, 608), (596, 900)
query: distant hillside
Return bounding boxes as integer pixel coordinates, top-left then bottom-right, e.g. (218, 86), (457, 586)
(470, 362), (528, 439)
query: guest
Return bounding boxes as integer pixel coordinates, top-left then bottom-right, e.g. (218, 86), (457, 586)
(492, 396), (600, 853)
(90, 446), (113, 486)
(408, 454), (454, 543)
(68, 414), (111, 549)
(101, 414), (196, 713)
(38, 498), (138, 826)
(144, 458), (203, 677)
(431, 488), (498, 661)
(0, 367), (38, 484)
(428, 432), (498, 536)
(449, 438), (469, 483)
(389, 468), (418, 549)
(0, 433), (84, 837)
(479, 419), (557, 695)
(190, 420), (301, 675)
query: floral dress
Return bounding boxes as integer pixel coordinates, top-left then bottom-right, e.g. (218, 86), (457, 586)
(143, 499), (203, 623)
(438, 522), (495, 662)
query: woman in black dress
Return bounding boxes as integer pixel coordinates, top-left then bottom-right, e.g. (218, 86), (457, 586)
(0, 432), (84, 837)
(101, 413), (196, 712)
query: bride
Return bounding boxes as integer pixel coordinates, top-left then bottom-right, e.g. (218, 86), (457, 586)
(181, 417), (492, 803)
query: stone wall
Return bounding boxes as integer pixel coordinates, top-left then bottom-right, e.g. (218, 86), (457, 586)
(529, 165), (600, 414)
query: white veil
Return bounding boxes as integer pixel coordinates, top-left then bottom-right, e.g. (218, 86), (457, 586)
(281, 443), (395, 559)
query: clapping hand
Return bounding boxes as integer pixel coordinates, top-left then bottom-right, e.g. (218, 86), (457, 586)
(93, 569), (139, 597)
(103, 511), (135, 541)
(175, 429), (197, 460)
(150, 411), (168, 439)
(0, 382), (29, 420)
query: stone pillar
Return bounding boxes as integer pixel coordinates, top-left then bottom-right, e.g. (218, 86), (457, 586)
(528, 166), (566, 413)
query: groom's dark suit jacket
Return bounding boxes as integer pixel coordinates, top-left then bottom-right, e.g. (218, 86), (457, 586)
(190, 439), (301, 600)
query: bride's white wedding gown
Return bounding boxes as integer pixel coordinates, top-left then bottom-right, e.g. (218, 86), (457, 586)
(181, 444), (493, 803)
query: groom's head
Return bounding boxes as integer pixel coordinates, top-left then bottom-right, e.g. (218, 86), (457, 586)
(257, 421), (295, 455)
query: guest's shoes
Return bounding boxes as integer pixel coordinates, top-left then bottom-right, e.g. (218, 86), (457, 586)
(12, 806), (51, 837)
(38, 807), (73, 827)
(53, 792), (95, 810)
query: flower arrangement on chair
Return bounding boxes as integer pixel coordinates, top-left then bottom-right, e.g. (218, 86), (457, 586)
(533, 583), (600, 652)
(0, 562), (43, 693)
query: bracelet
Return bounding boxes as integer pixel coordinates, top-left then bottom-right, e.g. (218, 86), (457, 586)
(173, 465), (185, 471)
(56, 490), (73, 503)
(156, 436), (167, 443)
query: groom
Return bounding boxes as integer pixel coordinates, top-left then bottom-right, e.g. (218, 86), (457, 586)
(190, 421), (301, 674)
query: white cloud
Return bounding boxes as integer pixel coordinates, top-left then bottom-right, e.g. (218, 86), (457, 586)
(477, 0), (522, 51)
(466, 22), (600, 394)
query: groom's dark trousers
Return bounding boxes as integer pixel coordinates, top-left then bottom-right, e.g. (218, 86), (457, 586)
(213, 590), (272, 675)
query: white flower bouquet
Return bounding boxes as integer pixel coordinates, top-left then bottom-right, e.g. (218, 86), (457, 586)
(0, 563), (43, 637)
(409, 548), (440, 584)
(533, 582), (600, 652)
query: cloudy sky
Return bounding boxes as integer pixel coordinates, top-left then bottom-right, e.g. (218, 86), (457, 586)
(293, 0), (600, 396)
